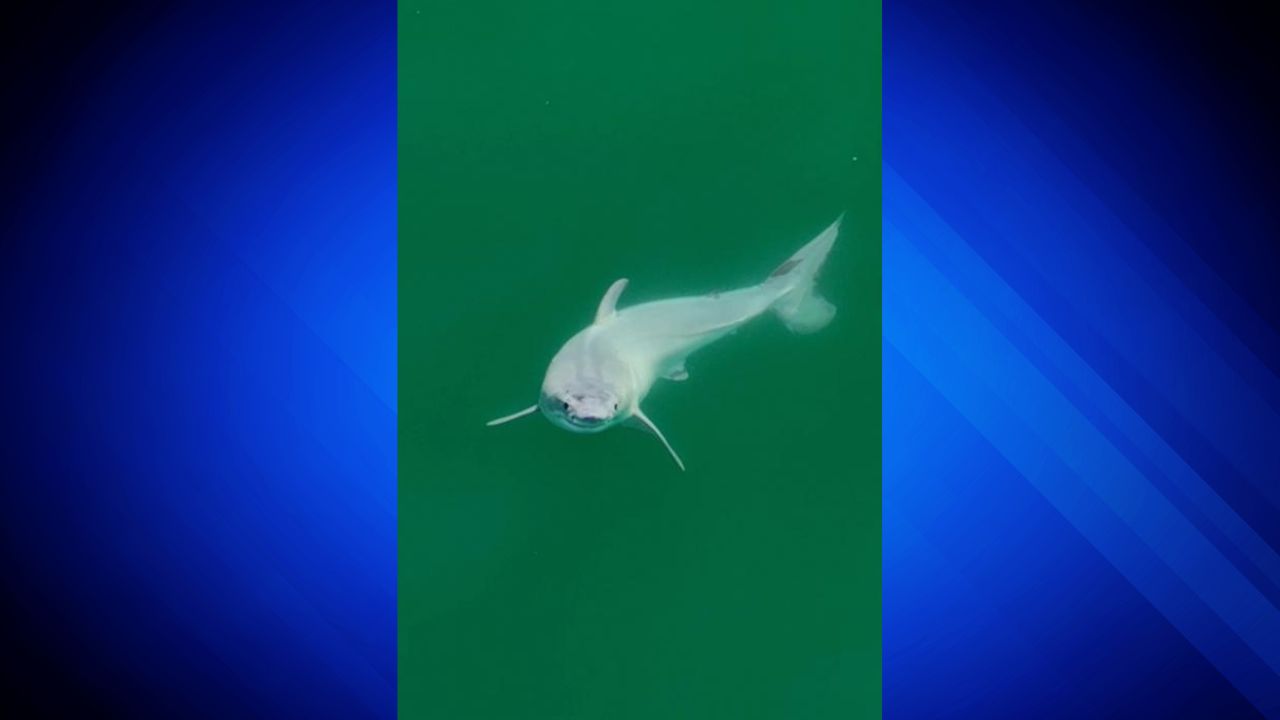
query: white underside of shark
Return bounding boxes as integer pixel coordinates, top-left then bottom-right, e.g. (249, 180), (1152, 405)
(488, 215), (843, 470)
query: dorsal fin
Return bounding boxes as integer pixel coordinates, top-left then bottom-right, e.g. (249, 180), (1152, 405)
(595, 278), (629, 324)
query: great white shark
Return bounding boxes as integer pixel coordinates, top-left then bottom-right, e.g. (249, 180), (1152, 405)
(487, 215), (842, 470)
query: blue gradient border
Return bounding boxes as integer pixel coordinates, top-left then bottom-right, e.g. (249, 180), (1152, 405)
(885, 1), (1280, 718)
(2, 2), (395, 717)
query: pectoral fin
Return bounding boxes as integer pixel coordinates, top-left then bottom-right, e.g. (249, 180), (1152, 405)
(629, 407), (686, 471)
(486, 405), (538, 426)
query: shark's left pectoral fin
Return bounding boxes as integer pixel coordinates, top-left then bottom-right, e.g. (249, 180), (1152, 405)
(629, 407), (686, 471)
(486, 404), (538, 427)
(595, 278), (629, 324)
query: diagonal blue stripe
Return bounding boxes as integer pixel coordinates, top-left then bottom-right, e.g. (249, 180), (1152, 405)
(885, 196), (1280, 715)
(886, 167), (1280, 596)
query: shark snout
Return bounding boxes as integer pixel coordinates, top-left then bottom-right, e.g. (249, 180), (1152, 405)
(541, 389), (622, 433)
(563, 396), (616, 427)
(568, 413), (609, 427)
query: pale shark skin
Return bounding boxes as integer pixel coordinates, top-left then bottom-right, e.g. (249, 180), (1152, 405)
(487, 215), (842, 470)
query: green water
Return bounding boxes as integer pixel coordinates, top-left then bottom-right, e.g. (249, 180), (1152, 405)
(399, 1), (881, 717)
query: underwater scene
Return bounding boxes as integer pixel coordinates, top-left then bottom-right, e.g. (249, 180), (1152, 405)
(400, 0), (881, 716)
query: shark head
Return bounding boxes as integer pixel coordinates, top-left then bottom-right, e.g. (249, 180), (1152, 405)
(539, 382), (628, 433)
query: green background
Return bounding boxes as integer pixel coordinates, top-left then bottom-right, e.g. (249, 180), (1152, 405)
(400, 1), (880, 717)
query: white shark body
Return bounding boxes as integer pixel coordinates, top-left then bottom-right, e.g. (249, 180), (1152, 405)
(487, 216), (842, 470)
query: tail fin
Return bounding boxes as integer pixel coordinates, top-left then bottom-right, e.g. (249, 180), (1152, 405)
(766, 214), (841, 334)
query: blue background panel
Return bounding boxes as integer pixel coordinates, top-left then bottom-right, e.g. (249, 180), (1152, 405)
(2, 2), (395, 717)
(884, 1), (1280, 717)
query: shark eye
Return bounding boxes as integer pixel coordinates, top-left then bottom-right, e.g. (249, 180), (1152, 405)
(613, 402), (619, 411)
(561, 401), (569, 411)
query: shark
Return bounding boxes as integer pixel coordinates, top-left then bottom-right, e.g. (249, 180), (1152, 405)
(486, 215), (842, 470)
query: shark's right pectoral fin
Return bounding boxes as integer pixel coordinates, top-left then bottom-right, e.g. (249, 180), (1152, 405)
(629, 407), (686, 471)
(486, 404), (538, 427)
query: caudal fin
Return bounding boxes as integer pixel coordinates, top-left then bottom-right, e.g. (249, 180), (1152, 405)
(766, 214), (841, 334)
